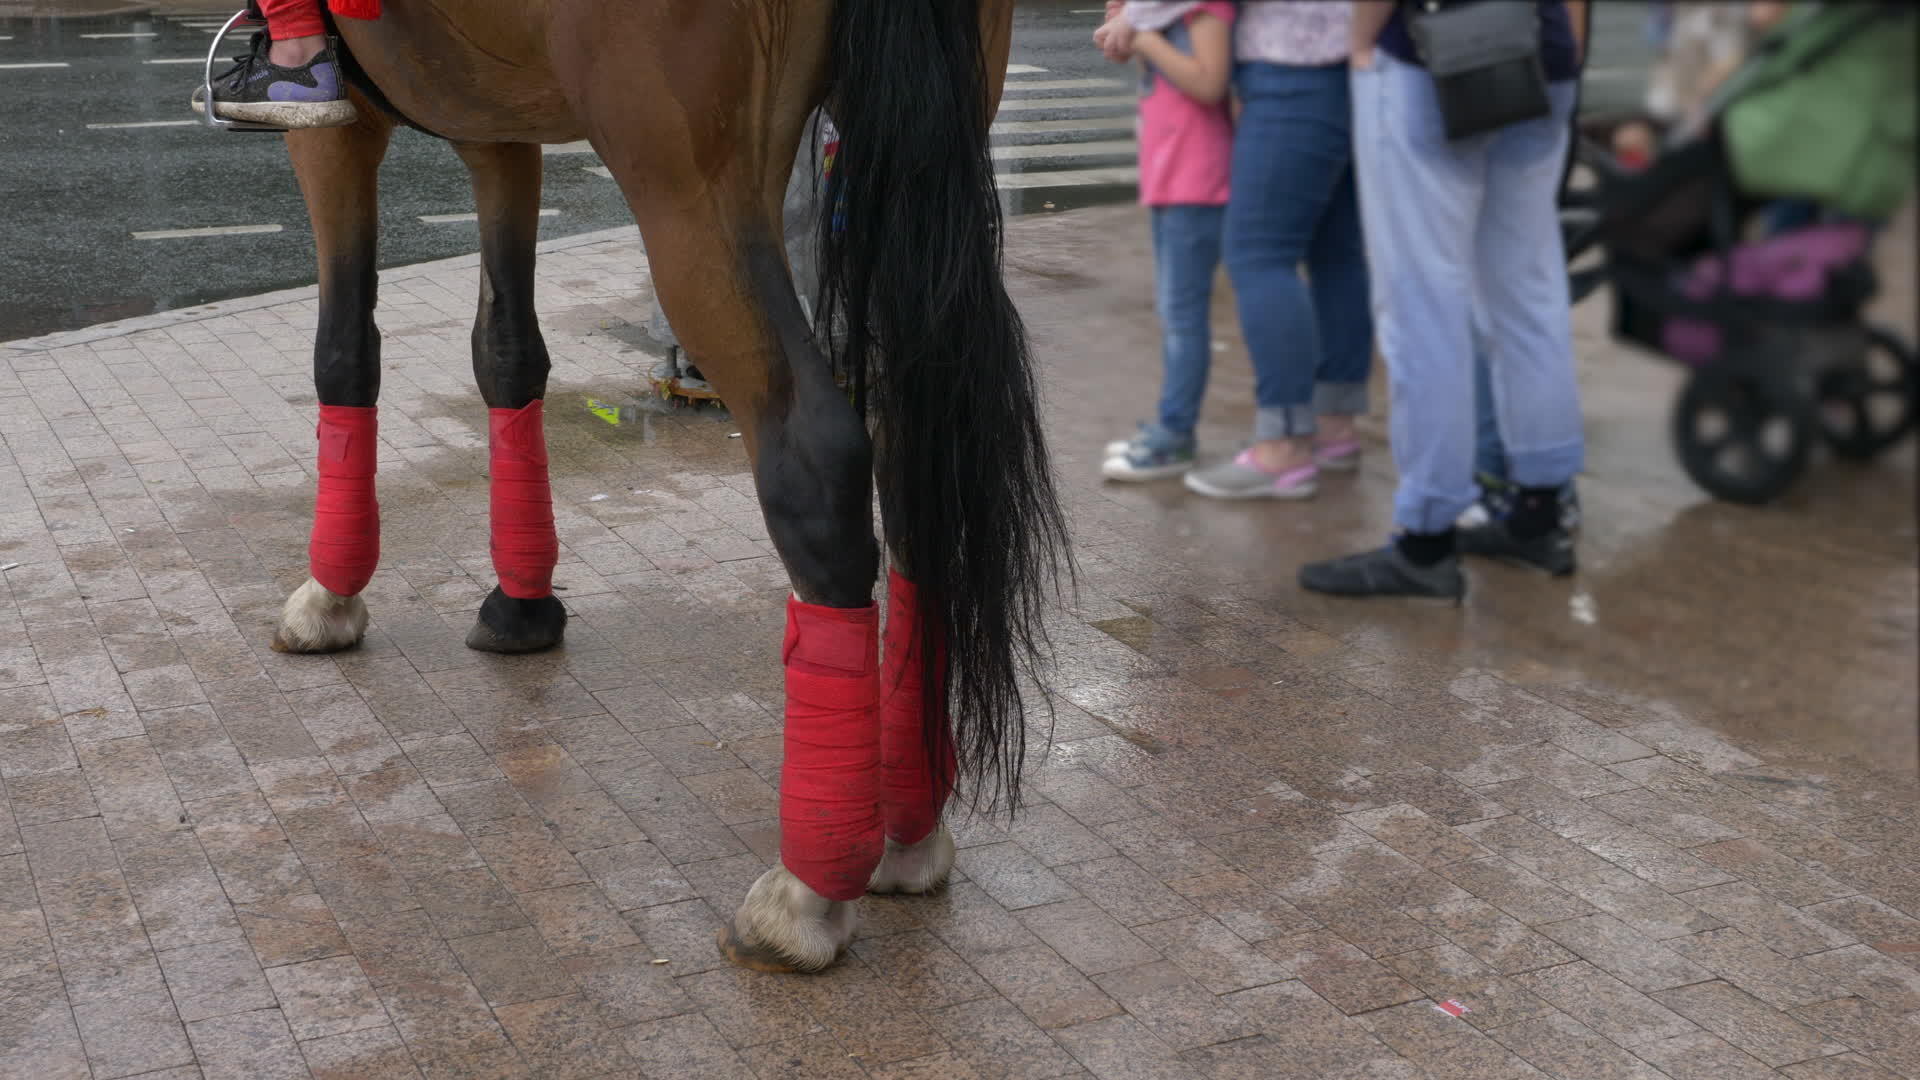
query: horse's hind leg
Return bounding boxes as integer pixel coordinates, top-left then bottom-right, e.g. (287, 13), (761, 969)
(453, 140), (566, 654)
(275, 110), (394, 653)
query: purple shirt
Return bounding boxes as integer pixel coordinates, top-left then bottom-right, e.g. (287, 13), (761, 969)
(1234, 1), (1352, 67)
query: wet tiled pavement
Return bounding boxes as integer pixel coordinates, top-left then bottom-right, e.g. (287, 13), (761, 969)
(2, 204), (1915, 1079)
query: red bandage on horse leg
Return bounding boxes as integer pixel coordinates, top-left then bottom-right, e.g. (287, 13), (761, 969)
(780, 598), (882, 902)
(308, 405), (379, 596)
(258, 0), (327, 39)
(880, 570), (957, 844)
(488, 400), (559, 600)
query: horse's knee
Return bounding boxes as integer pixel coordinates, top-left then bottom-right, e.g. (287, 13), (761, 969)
(756, 392), (879, 607)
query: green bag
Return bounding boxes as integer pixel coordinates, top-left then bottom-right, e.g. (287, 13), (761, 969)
(1718, 6), (1917, 220)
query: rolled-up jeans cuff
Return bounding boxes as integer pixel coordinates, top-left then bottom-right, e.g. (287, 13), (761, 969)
(1253, 405), (1316, 441)
(1313, 381), (1369, 417)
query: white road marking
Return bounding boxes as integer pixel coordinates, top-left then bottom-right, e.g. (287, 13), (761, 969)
(992, 139), (1134, 161)
(88, 119), (198, 129)
(420, 209), (560, 224)
(584, 165), (611, 179)
(995, 166), (1137, 190)
(145, 57), (204, 64)
(0, 62), (71, 69)
(543, 140), (594, 155)
(993, 118), (1132, 135)
(132, 224), (283, 240)
(81, 32), (158, 38)
(1000, 78), (1126, 93)
(1005, 64), (1049, 75)
(994, 94), (1132, 112)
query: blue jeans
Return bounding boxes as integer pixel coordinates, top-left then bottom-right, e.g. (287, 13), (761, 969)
(1144, 205), (1226, 446)
(1226, 61), (1373, 441)
(1352, 54), (1586, 533)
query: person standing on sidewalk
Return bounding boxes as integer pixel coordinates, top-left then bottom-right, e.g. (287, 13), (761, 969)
(1180, 2), (1374, 501)
(1095, 2), (1241, 482)
(1301, 0), (1588, 598)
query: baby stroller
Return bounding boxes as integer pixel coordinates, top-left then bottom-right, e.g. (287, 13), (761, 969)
(1559, 4), (1917, 504)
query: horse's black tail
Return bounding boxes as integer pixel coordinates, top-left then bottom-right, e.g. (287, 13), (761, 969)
(817, 0), (1069, 812)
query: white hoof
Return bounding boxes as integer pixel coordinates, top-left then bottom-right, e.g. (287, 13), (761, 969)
(720, 865), (857, 973)
(868, 825), (957, 895)
(271, 578), (369, 653)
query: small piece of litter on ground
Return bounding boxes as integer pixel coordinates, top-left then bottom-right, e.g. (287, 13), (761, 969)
(0, 562), (18, 572)
(1433, 999), (1471, 1017)
(1043, 201), (1056, 209)
(728, 432), (742, 439)
(651, 958), (670, 965)
(589, 493), (609, 501)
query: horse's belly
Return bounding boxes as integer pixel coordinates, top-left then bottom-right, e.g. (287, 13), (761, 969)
(340, 7), (587, 143)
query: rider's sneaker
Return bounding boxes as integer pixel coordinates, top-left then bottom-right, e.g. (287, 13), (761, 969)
(191, 32), (356, 130)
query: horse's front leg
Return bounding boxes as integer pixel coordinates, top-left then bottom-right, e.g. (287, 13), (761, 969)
(274, 109), (395, 653)
(453, 141), (566, 654)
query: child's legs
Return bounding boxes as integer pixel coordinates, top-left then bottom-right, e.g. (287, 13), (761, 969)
(1150, 205), (1225, 443)
(258, 0), (326, 40)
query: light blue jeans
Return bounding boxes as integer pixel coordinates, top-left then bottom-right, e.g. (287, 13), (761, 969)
(1352, 54), (1585, 532)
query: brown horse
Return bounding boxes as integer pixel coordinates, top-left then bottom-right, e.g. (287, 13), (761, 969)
(267, 0), (1066, 973)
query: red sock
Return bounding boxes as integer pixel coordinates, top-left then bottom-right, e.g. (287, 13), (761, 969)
(780, 597), (882, 902)
(309, 405), (379, 596)
(488, 401), (558, 600)
(880, 570), (956, 845)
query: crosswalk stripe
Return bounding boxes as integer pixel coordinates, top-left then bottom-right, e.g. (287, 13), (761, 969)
(0, 62), (70, 69)
(1005, 64), (1049, 75)
(145, 58), (203, 64)
(421, 210), (560, 224)
(991, 139), (1133, 161)
(995, 95), (1132, 112)
(133, 224), (282, 240)
(1000, 78), (1126, 93)
(80, 32), (158, 39)
(993, 118), (1132, 136)
(88, 119), (197, 129)
(995, 167), (1137, 190)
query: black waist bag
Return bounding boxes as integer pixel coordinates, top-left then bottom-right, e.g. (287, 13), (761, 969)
(1406, 0), (1552, 140)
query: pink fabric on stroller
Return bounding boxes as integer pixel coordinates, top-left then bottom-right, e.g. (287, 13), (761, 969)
(1663, 222), (1873, 362)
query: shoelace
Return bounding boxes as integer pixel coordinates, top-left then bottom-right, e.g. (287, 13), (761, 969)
(210, 30), (272, 90)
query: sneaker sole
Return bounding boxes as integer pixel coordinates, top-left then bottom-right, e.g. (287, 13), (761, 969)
(192, 97), (358, 129)
(1183, 476), (1317, 500)
(1102, 458), (1192, 482)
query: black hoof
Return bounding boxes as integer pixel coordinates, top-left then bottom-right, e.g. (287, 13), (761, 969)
(465, 586), (567, 654)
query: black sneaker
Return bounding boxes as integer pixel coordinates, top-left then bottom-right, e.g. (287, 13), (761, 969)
(190, 31), (356, 129)
(1457, 519), (1576, 576)
(1299, 545), (1465, 601)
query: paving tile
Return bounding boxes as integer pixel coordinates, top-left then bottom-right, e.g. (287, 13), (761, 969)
(966, 944), (1119, 1030)
(562, 943), (698, 1029)
(618, 1013), (746, 1076)
(1688, 838), (1856, 907)
(1379, 943), (1557, 1032)
(1091, 960), (1259, 1052)
(1789, 997), (1920, 1077)
(1800, 896), (1920, 971)
(573, 840), (696, 912)
(517, 882), (641, 957)
(622, 897), (732, 976)
(1161, 870), (1315, 943)
(1493, 1012), (1670, 1080)
(1343, 804), (1492, 869)
(1653, 980), (1846, 1068)
(493, 993), (634, 1080)
(1779, 1053), (1904, 1079)
(185, 1008), (311, 1080)
(926, 996), (1082, 1080)
(1681, 883), (1858, 958)
(1053, 857), (1197, 928)
(445, 926), (575, 1008)
(1631, 1030), (1779, 1080)
(1667, 927), (1848, 1009)
(1016, 899), (1161, 978)
(1409, 898), (1575, 975)
(1357, 999), (1549, 1080)
(1510, 961), (1698, 1046)
(299, 1025), (424, 1080)
(1556, 866), (1728, 940)
(154, 938), (277, 1023)
(1794, 944), (1920, 1015)
(1222, 980), (1398, 1079)
(114, 830), (243, 952)
(411, 868), (529, 940)
(70, 988), (195, 1080)
(958, 842), (1080, 911)
(675, 966), (820, 1047)
(1261, 931), (1422, 1015)
(1433, 856), (1596, 925)
(262, 955), (387, 1040)
(1456, 815), (1615, 880)
(466, 825), (590, 894)
(1535, 912), (1715, 992)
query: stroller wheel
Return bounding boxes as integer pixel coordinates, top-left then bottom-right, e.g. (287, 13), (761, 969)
(1817, 324), (1917, 461)
(1672, 366), (1815, 505)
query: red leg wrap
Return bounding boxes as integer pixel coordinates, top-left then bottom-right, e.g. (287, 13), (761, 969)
(880, 570), (956, 845)
(488, 400), (558, 600)
(258, 0), (327, 39)
(308, 405), (379, 597)
(780, 597), (882, 902)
